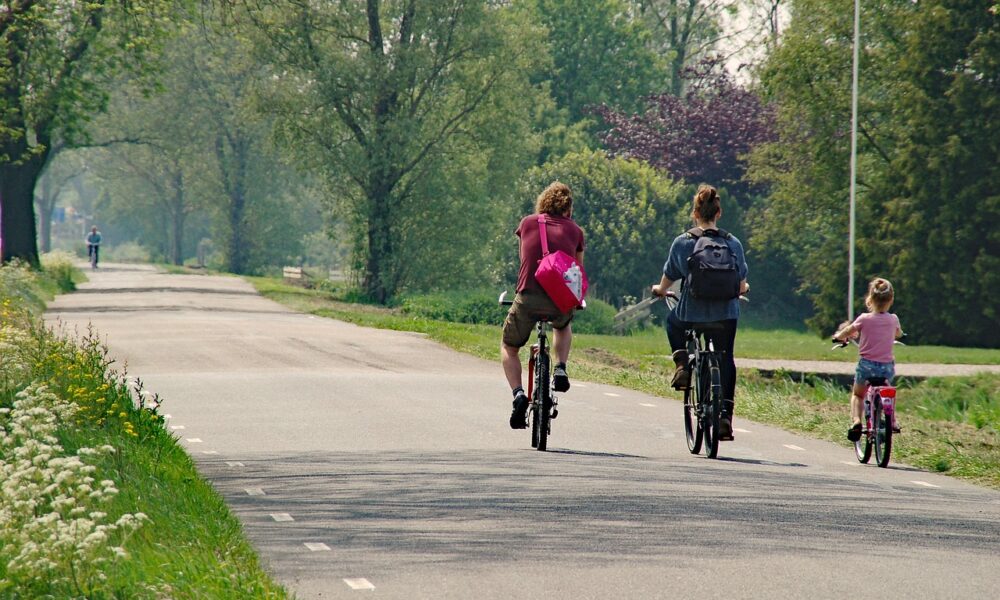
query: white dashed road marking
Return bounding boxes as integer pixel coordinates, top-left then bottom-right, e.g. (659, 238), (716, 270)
(576, 384), (588, 388)
(734, 428), (751, 433)
(912, 481), (941, 488)
(841, 461), (858, 466)
(186, 438), (203, 443)
(639, 403), (656, 407)
(305, 542), (331, 551)
(783, 444), (805, 451)
(270, 513), (294, 522)
(202, 450), (219, 455)
(170, 425), (185, 430)
(344, 578), (375, 590)
(226, 461), (245, 467)
(245, 488), (265, 496)
(604, 392), (621, 397)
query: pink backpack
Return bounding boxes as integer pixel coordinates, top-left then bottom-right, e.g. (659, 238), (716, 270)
(534, 214), (588, 313)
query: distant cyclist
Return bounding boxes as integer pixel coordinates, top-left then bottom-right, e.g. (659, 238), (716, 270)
(501, 181), (585, 429)
(651, 185), (749, 441)
(86, 226), (102, 269)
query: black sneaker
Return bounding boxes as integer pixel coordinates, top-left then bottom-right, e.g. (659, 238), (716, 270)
(509, 393), (529, 429)
(847, 423), (863, 441)
(553, 366), (570, 392)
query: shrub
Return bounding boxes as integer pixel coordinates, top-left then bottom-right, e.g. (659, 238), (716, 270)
(400, 290), (507, 324)
(572, 297), (616, 334)
(41, 251), (79, 293)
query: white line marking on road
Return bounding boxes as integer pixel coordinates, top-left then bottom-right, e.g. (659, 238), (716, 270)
(225, 461), (244, 467)
(170, 425), (185, 430)
(201, 450), (219, 455)
(783, 444), (805, 451)
(344, 578), (375, 590)
(304, 542), (330, 551)
(245, 488), (265, 496)
(186, 438), (203, 443)
(840, 461), (858, 466)
(576, 384), (588, 388)
(604, 392), (621, 397)
(734, 428), (751, 433)
(163, 414), (172, 419)
(639, 403), (656, 407)
(270, 513), (294, 522)
(911, 481), (940, 488)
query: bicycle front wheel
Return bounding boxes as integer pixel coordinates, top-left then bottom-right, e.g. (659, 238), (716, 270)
(702, 358), (722, 459)
(873, 398), (892, 468)
(532, 351), (551, 451)
(683, 363), (702, 455)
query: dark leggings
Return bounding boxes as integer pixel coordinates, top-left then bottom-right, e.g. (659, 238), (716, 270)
(666, 311), (738, 402)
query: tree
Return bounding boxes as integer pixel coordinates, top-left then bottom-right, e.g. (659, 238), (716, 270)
(594, 59), (775, 202)
(636, 0), (741, 95)
(242, 1), (546, 302)
(526, 0), (663, 123)
(751, 0), (999, 345)
(0, 1), (174, 266)
(517, 149), (686, 305)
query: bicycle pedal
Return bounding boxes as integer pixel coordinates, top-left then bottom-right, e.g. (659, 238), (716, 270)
(550, 409), (558, 420)
(892, 427), (901, 433)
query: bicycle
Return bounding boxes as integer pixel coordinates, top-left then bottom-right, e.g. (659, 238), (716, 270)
(663, 291), (728, 458)
(87, 243), (99, 270)
(499, 291), (583, 451)
(832, 339), (903, 468)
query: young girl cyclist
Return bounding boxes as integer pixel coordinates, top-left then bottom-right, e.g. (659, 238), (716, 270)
(833, 277), (904, 441)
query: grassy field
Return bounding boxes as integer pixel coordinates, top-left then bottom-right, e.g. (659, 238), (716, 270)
(251, 277), (1000, 489)
(1, 260), (287, 598)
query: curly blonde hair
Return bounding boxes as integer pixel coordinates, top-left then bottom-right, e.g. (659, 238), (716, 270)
(535, 181), (573, 216)
(865, 277), (894, 312)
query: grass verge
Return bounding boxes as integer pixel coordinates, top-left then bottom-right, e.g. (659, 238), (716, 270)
(1, 261), (287, 598)
(252, 277), (1000, 490)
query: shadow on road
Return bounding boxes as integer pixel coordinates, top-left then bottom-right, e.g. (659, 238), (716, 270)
(200, 449), (1000, 576)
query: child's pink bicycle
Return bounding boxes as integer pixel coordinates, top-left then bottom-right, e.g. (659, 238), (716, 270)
(832, 339), (902, 468)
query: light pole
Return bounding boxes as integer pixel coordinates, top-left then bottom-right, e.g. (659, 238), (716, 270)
(848, 0), (861, 321)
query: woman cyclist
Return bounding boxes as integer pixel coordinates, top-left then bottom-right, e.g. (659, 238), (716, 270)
(651, 185), (748, 440)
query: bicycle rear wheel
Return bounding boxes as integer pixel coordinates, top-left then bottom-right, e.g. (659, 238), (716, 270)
(874, 398), (892, 468)
(702, 357), (722, 459)
(683, 362), (702, 455)
(532, 351), (551, 451)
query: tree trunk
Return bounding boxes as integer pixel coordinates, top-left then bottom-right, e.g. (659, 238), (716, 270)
(226, 144), (248, 275)
(364, 183), (394, 304)
(170, 172), (185, 266)
(37, 171), (55, 254)
(0, 144), (45, 266)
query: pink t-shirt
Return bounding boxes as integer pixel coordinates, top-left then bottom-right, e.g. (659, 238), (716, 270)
(852, 311), (901, 363)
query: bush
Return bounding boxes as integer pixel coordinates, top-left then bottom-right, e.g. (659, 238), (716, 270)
(41, 251), (79, 293)
(103, 242), (150, 264)
(572, 297), (616, 334)
(400, 290), (507, 324)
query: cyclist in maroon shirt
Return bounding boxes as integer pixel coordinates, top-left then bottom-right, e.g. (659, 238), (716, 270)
(501, 182), (585, 429)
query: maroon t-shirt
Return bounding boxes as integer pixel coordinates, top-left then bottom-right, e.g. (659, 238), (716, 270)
(515, 213), (585, 293)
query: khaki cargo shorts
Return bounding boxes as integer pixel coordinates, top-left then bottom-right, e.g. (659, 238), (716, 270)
(501, 291), (574, 348)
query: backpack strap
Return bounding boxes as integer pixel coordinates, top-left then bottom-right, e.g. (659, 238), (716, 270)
(687, 226), (731, 239)
(537, 214), (551, 256)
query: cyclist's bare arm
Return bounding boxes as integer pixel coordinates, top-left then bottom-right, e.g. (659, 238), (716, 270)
(651, 275), (673, 297)
(833, 321), (858, 343)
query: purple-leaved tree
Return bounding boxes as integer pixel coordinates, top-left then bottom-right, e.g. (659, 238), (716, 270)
(592, 59), (775, 202)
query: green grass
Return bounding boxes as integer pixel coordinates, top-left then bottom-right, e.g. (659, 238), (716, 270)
(251, 276), (1000, 490)
(1, 263), (287, 598)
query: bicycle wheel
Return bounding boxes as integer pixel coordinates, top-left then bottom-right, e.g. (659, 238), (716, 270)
(533, 351), (551, 451)
(683, 359), (702, 455)
(702, 357), (722, 459)
(873, 398), (892, 468)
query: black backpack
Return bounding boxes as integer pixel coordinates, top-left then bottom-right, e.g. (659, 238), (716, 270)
(685, 227), (741, 301)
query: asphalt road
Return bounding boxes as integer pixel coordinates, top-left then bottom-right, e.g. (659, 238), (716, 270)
(47, 264), (1000, 600)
